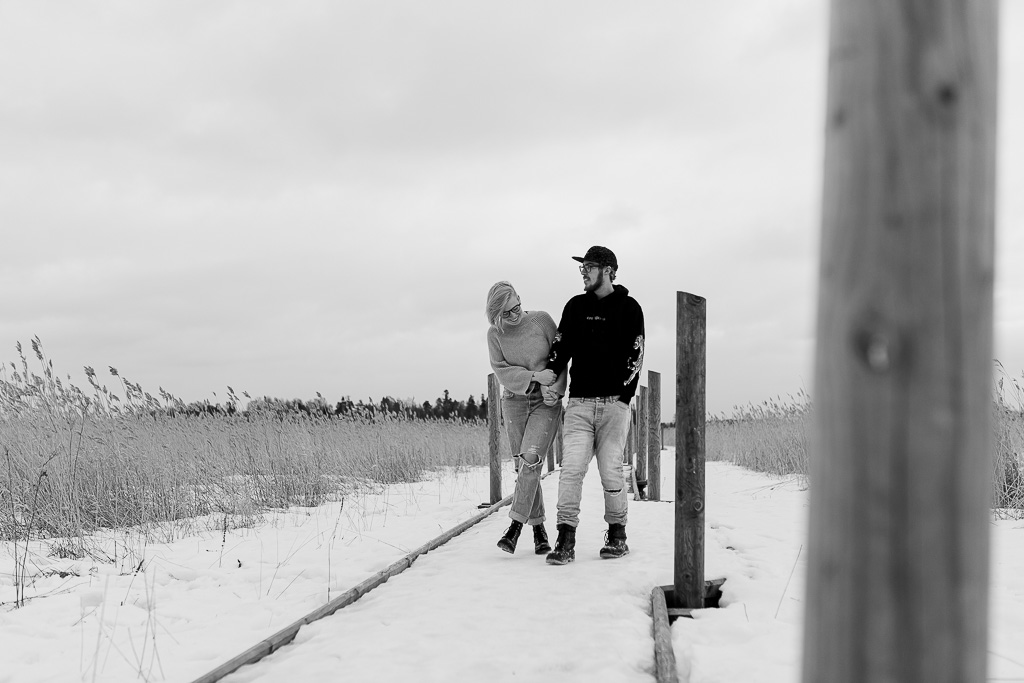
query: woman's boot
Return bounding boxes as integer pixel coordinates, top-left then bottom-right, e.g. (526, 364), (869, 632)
(497, 520), (523, 553)
(533, 523), (552, 554)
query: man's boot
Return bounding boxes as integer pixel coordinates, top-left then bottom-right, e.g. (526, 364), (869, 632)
(545, 524), (576, 565)
(599, 523), (629, 559)
(497, 520), (523, 554)
(533, 523), (552, 555)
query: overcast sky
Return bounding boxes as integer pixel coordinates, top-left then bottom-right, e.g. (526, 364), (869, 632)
(2, 1), (1022, 417)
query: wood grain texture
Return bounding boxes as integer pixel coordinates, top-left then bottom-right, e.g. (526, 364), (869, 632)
(651, 586), (680, 683)
(675, 292), (706, 609)
(803, 1), (997, 681)
(648, 371), (663, 501)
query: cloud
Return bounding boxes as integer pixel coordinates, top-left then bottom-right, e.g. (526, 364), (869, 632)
(2, 0), (1022, 418)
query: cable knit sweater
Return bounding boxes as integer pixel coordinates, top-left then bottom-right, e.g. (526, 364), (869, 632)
(487, 310), (568, 396)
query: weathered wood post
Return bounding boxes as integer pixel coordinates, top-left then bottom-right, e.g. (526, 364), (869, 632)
(675, 292), (706, 609)
(648, 370), (662, 501)
(547, 418), (561, 472)
(624, 405), (636, 467)
(636, 385), (649, 498)
(486, 373), (501, 504)
(802, 1), (997, 682)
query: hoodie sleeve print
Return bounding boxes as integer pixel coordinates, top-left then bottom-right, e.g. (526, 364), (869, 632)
(545, 300), (573, 378)
(620, 299), (645, 404)
(487, 327), (535, 394)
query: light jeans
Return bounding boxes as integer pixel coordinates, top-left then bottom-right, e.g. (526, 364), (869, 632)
(556, 396), (631, 529)
(501, 386), (563, 525)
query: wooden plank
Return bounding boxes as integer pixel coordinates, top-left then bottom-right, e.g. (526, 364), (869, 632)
(648, 371), (662, 501)
(802, 1), (997, 682)
(675, 292), (706, 610)
(650, 586), (679, 683)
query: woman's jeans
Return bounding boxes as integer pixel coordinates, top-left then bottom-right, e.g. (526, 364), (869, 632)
(556, 396), (630, 529)
(502, 386), (562, 525)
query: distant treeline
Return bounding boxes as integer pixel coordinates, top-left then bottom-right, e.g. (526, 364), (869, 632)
(170, 389), (489, 422)
(2, 338), (491, 423)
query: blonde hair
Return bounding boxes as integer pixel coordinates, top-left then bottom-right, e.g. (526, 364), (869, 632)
(486, 281), (517, 327)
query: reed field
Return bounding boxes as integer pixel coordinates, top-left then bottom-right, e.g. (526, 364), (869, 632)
(4, 338), (1022, 551)
(704, 368), (1024, 513)
(1, 340), (503, 548)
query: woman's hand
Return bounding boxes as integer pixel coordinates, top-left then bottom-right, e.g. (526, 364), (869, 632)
(532, 369), (556, 386)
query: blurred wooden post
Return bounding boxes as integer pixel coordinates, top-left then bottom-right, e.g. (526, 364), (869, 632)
(648, 371), (662, 501)
(802, 2), (997, 682)
(486, 373), (501, 504)
(675, 292), (706, 609)
(636, 385), (649, 497)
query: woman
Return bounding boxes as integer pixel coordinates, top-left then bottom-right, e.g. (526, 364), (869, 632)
(486, 281), (566, 554)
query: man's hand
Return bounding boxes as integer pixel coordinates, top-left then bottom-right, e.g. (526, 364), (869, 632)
(541, 385), (562, 406)
(532, 369), (556, 386)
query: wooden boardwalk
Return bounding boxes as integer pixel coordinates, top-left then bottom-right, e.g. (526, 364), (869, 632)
(207, 471), (679, 683)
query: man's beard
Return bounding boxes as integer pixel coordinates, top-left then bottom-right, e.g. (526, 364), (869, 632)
(584, 270), (605, 292)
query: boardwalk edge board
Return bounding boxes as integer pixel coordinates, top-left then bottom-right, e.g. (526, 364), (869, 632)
(650, 585), (680, 683)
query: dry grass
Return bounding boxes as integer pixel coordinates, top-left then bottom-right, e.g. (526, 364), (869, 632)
(705, 390), (811, 478)
(705, 376), (1024, 513)
(1, 339), (495, 547)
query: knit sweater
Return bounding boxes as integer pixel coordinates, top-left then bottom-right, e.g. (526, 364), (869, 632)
(487, 310), (568, 396)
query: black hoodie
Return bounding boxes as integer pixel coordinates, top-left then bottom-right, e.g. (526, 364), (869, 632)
(546, 284), (645, 405)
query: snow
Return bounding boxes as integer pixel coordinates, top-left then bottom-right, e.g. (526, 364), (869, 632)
(2, 450), (1023, 682)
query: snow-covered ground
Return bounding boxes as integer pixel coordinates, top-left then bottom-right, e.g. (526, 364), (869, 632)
(2, 450), (1022, 682)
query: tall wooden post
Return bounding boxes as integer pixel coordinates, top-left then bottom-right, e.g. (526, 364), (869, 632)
(675, 292), (706, 609)
(802, 2), (997, 682)
(636, 385), (649, 496)
(487, 373), (502, 504)
(648, 371), (662, 501)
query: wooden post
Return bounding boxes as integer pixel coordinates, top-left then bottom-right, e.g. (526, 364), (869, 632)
(636, 385), (649, 497)
(547, 418), (561, 472)
(624, 405), (636, 466)
(648, 371), (662, 501)
(675, 292), (706, 609)
(487, 373), (501, 504)
(802, 2), (997, 682)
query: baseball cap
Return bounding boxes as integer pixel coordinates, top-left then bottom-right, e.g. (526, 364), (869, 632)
(571, 245), (617, 269)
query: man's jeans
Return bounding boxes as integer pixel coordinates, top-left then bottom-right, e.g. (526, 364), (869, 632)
(502, 386), (562, 525)
(556, 396), (630, 529)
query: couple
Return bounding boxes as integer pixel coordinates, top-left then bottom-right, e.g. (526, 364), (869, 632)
(485, 246), (645, 565)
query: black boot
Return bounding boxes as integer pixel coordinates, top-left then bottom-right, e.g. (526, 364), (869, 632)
(545, 524), (576, 565)
(497, 520), (523, 554)
(533, 524), (552, 555)
(599, 523), (629, 559)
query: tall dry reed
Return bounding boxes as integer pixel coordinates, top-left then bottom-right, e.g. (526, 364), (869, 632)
(706, 372), (1024, 513)
(1, 339), (494, 546)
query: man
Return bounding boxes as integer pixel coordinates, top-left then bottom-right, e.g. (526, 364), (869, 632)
(541, 245), (644, 565)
